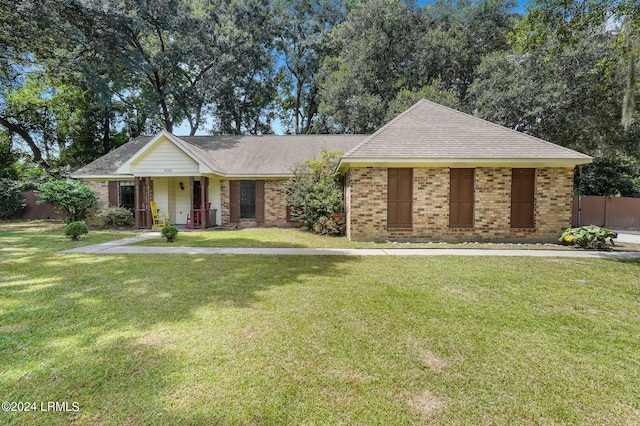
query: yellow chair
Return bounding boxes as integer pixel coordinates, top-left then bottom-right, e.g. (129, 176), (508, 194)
(150, 201), (170, 229)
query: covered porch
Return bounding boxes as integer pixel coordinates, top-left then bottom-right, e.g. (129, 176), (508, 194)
(133, 176), (218, 230)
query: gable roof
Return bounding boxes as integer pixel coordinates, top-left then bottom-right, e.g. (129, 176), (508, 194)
(72, 133), (365, 178)
(116, 131), (221, 175)
(73, 99), (592, 179)
(341, 99), (592, 167)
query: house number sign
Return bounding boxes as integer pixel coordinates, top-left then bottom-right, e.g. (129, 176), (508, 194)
(164, 168), (173, 173)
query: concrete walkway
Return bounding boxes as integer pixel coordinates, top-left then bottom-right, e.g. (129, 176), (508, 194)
(615, 230), (640, 245)
(61, 232), (640, 258)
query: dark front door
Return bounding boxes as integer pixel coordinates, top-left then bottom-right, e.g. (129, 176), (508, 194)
(193, 180), (202, 208)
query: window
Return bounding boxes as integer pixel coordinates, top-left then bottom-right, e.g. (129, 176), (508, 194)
(230, 180), (265, 222)
(119, 182), (135, 211)
(240, 181), (256, 219)
(387, 168), (412, 228)
(511, 168), (535, 228)
(108, 181), (134, 211)
(449, 168), (474, 228)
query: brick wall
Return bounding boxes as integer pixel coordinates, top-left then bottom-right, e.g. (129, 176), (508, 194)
(220, 179), (295, 228)
(86, 180), (110, 209)
(347, 167), (574, 241)
(84, 180), (110, 225)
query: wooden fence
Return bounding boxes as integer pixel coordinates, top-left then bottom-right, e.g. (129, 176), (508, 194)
(572, 195), (640, 229)
(17, 191), (62, 220)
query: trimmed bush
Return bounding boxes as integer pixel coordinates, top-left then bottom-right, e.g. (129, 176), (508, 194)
(161, 225), (178, 242)
(37, 180), (97, 223)
(95, 207), (134, 227)
(64, 221), (89, 240)
(559, 225), (617, 250)
(0, 178), (26, 218)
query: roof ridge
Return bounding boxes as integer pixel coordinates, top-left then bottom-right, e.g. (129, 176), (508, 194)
(343, 99), (430, 157)
(418, 99), (589, 157)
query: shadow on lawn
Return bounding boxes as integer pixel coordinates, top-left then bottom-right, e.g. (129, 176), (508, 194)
(167, 236), (309, 248)
(0, 249), (356, 424)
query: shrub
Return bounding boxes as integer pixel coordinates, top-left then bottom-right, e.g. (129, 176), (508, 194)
(559, 225), (617, 250)
(95, 206), (133, 227)
(283, 150), (346, 236)
(313, 213), (346, 236)
(37, 179), (97, 223)
(64, 221), (89, 240)
(574, 154), (640, 197)
(161, 225), (178, 242)
(0, 178), (26, 218)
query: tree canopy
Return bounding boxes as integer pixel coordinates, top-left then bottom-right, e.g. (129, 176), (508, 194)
(1, 0), (639, 186)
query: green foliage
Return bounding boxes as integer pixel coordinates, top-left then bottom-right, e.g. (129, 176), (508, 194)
(0, 135), (19, 180)
(64, 221), (89, 240)
(161, 225), (179, 242)
(273, 0), (353, 134)
(0, 178), (26, 218)
(317, 0), (517, 132)
(559, 225), (617, 250)
(385, 82), (460, 122)
(317, 0), (422, 133)
(313, 213), (346, 236)
(468, 32), (622, 154)
(510, 0), (640, 134)
(95, 207), (134, 228)
(575, 154), (640, 197)
(36, 180), (97, 223)
(284, 150), (345, 235)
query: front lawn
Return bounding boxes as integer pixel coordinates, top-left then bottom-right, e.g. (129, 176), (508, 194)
(133, 227), (640, 251)
(1, 223), (639, 424)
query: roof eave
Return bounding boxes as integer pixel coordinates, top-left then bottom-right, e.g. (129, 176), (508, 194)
(339, 157), (593, 171)
(223, 173), (294, 179)
(71, 174), (134, 180)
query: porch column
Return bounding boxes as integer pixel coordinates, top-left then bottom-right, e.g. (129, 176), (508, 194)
(201, 176), (208, 229)
(134, 177), (142, 228)
(134, 177), (151, 229)
(189, 176), (195, 229)
(145, 177), (152, 229)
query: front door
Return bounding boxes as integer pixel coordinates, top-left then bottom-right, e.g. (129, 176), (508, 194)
(193, 180), (202, 208)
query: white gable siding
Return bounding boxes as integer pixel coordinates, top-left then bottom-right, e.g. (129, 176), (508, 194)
(131, 138), (199, 175)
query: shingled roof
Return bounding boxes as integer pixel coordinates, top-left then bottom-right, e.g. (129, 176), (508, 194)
(73, 100), (592, 179)
(72, 133), (365, 178)
(341, 99), (592, 165)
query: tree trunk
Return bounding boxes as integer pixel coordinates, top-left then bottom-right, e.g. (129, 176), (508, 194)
(102, 106), (111, 154)
(0, 117), (50, 169)
(621, 20), (637, 131)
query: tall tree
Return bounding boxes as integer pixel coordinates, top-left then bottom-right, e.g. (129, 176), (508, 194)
(317, 0), (422, 133)
(419, 0), (518, 102)
(274, 0), (353, 134)
(49, 0), (215, 133)
(468, 31), (622, 154)
(515, 0), (640, 130)
(316, 0), (517, 133)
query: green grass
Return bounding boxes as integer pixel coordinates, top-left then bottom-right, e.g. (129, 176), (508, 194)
(134, 227), (640, 251)
(1, 222), (640, 424)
